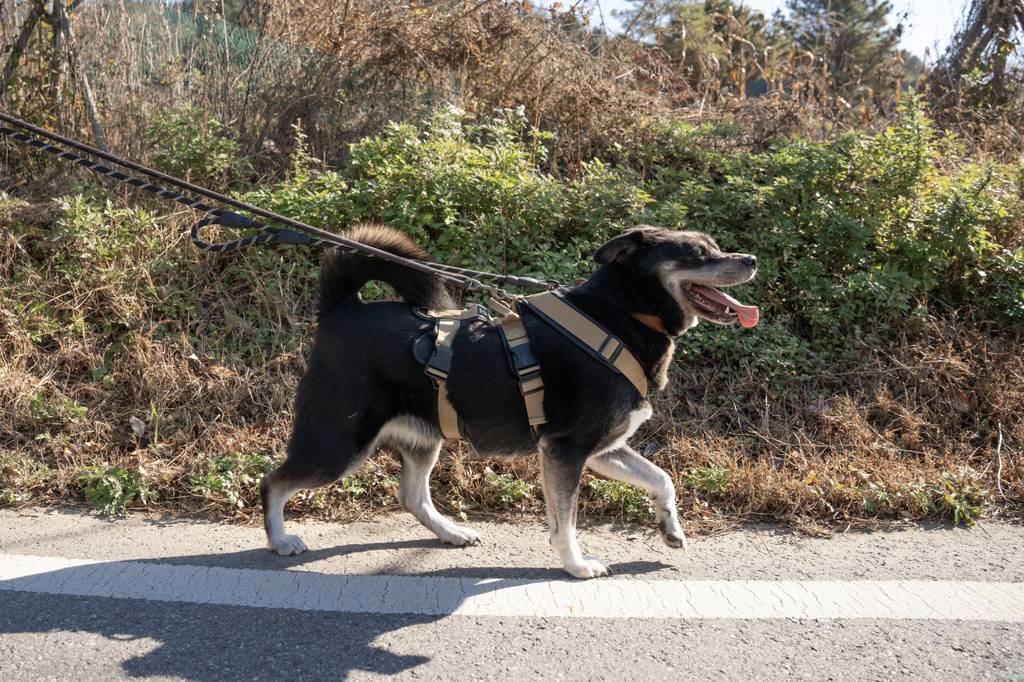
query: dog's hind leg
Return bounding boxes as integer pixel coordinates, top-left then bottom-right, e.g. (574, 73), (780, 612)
(261, 435), (372, 556)
(260, 467), (321, 556)
(388, 419), (481, 547)
(540, 444), (608, 579)
(587, 446), (687, 549)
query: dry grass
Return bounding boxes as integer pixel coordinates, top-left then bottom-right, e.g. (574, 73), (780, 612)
(2, 0), (944, 177)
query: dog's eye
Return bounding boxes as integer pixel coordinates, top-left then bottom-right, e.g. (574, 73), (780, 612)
(691, 246), (706, 259)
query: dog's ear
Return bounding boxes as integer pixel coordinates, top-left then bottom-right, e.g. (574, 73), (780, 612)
(594, 227), (657, 265)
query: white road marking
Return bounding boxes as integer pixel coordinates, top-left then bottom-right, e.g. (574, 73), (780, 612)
(1, 553), (1023, 621)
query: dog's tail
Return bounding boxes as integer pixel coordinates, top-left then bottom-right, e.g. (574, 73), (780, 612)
(317, 224), (455, 317)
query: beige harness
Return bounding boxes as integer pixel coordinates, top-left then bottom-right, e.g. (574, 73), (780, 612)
(422, 306), (487, 440)
(425, 291), (648, 441)
(521, 292), (648, 397)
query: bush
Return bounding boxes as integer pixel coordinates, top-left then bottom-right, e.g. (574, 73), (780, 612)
(146, 107), (250, 188)
(249, 106), (647, 284)
(3, 100), (1021, 525)
(633, 101), (1023, 370)
(251, 100), (1022, 377)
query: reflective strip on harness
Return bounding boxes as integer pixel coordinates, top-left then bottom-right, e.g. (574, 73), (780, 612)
(521, 291), (649, 398)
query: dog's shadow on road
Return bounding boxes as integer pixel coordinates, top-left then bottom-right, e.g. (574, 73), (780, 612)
(0, 540), (670, 681)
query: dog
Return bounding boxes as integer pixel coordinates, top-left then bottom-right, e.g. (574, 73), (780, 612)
(261, 225), (758, 578)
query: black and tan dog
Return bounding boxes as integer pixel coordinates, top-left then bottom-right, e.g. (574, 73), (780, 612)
(261, 225), (758, 578)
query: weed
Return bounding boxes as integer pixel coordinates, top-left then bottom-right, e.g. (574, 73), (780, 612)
(79, 466), (156, 516)
(187, 453), (275, 509)
(0, 454), (53, 505)
(484, 469), (534, 508)
(338, 470), (400, 508)
(28, 392), (88, 425)
(932, 472), (989, 527)
(683, 466), (732, 497)
(587, 479), (654, 523)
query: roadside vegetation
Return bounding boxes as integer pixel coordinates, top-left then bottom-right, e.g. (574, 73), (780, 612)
(1, 0), (1022, 531)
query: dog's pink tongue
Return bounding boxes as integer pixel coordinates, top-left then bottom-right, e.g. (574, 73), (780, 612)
(735, 305), (759, 328)
(691, 285), (760, 328)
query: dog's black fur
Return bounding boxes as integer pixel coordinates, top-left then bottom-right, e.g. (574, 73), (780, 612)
(262, 224), (757, 578)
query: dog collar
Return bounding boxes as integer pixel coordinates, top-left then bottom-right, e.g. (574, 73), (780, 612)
(630, 312), (668, 335)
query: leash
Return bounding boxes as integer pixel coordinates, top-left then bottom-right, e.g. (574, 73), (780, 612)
(0, 112), (559, 298)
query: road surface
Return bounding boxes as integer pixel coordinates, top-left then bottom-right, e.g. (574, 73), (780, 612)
(0, 508), (1022, 680)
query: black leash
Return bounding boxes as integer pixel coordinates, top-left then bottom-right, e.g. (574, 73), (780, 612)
(0, 111), (558, 296)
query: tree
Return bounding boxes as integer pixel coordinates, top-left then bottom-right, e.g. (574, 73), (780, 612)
(1, 0), (107, 148)
(930, 0), (1024, 107)
(783, 0), (902, 101)
(614, 0), (778, 98)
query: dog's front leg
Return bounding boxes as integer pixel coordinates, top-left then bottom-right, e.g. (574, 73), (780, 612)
(588, 446), (687, 548)
(540, 444), (609, 579)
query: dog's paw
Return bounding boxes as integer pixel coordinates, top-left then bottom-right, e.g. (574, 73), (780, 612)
(270, 534), (308, 556)
(439, 525), (481, 547)
(662, 530), (688, 550)
(563, 556), (610, 580)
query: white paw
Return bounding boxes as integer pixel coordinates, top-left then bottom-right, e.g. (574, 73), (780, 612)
(662, 529), (688, 550)
(270, 533), (308, 556)
(563, 556), (610, 580)
(659, 519), (688, 550)
(439, 525), (481, 547)
(663, 532), (688, 549)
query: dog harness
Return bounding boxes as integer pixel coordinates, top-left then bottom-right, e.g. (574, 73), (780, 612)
(416, 291), (649, 441)
(419, 304), (490, 440)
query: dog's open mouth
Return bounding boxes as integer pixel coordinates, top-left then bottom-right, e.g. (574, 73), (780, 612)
(681, 284), (759, 328)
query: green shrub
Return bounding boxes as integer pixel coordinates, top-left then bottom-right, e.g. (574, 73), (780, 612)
(235, 101), (1024, 395)
(637, 101), (1023, 369)
(31, 101), (1023, 406)
(146, 106), (249, 187)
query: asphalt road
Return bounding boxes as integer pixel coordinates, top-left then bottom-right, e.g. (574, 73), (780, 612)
(1, 508), (1022, 681)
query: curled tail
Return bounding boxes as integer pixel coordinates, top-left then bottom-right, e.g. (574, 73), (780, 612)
(317, 224), (454, 317)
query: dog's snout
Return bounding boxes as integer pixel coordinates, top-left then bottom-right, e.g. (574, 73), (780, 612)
(741, 255), (757, 268)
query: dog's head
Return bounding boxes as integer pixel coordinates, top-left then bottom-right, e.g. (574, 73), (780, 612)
(594, 226), (759, 333)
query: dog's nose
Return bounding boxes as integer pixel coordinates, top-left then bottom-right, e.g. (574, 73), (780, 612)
(741, 255), (757, 268)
